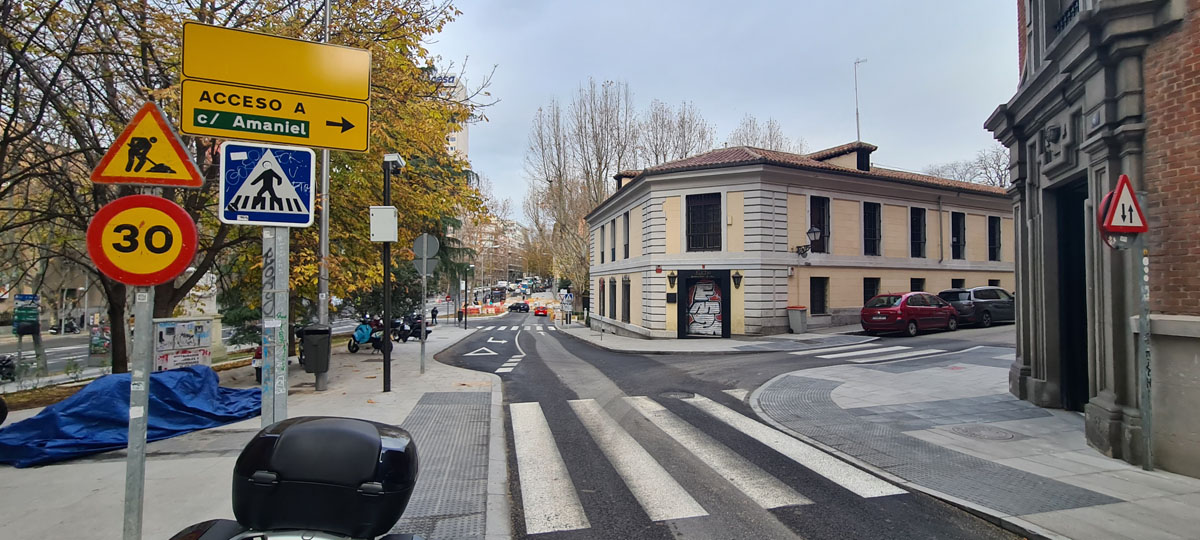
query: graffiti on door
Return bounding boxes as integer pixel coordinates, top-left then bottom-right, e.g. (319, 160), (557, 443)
(687, 279), (723, 336)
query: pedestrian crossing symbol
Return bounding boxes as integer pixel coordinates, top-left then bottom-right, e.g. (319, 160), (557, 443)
(219, 141), (315, 227)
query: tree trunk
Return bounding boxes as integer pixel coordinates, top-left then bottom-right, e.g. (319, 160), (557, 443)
(103, 280), (129, 373)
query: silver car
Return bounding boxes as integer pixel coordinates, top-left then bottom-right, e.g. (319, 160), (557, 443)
(936, 286), (1015, 328)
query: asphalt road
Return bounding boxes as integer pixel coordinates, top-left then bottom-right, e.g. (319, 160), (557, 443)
(437, 312), (1017, 539)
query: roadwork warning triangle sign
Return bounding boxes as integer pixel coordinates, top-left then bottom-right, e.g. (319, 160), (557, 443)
(91, 102), (203, 188)
(1102, 174), (1148, 234)
(226, 150), (307, 214)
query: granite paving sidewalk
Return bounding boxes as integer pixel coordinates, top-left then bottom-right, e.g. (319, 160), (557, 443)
(0, 326), (509, 540)
(749, 346), (1200, 539)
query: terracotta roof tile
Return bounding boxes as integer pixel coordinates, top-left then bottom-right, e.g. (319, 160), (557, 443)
(804, 141), (878, 161)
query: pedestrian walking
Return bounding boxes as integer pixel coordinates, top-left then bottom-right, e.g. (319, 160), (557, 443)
(430, 306), (438, 325)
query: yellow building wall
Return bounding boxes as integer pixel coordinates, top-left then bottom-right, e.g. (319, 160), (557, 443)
(883, 204), (908, 258)
(631, 204), (643, 257)
(631, 273), (643, 326)
(1001, 216), (1014, 262)
(591, 227), (599, 266)
(664, 196), (681, 255)
(967, 214), (988, 262)
(940, 210), (952, 260)
(728, 192), (745, 252)
(832, 199), (861, 256)
(732, 269), (745, 334)
(665, 272), (678, 332)
(793, 267), (1015, 311)
(787, 194), (806, 248)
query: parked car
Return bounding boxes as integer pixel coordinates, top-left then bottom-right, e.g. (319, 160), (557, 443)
(509, 302), (530, 313)
(533, 306), (548, 317)
(861, 292), (959, 337)
(937, 286), (1015, 328)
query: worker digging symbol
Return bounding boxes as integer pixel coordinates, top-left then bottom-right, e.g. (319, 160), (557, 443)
(125, 136), (177, 174)
(248, 164), (285, 211)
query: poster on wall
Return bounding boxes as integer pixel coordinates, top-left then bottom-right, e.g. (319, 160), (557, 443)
(686, 279), (723, 336)
(152, 317), (215, 371)
(155, 348), (213, 371)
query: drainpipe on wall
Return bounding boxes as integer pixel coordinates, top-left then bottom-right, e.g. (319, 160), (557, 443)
(937, 196), (945, 263)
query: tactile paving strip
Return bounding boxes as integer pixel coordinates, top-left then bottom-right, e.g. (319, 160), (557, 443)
(756, 376), (1121, 516)
(390, 391), (490, 539)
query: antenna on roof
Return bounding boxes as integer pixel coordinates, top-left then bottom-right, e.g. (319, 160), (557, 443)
(854, 58), (868, 142)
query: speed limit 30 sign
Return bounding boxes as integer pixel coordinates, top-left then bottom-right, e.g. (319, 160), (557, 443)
(87, 195), (198, 286)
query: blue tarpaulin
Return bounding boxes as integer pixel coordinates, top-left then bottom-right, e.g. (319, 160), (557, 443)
(0, 365), (260, 468)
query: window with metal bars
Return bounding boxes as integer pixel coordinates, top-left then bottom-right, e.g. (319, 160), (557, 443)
(810, 196), (830, 253)
(910, 207), (926, 258)
(988, 216), (1002, 261)
(686, 193), (722, 252)
(952, 212), (966, 260)
(863, 202), (881, 256)
(621, 277), (631, 323)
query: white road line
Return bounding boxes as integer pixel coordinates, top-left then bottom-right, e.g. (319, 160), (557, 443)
(535, 325), (544, 331)
(817, 346), (909, 359)
(481, 326), (495, 331)
(682, 395), (906, 499)
(494, 326), (506, 331)
(625, 397), (811, 509)
(502, 362), (520, 368)
(496, 367), (514, 373)
(510, 402), (591, 534)
(546, 326), (557, 331)
(844, 349), (945, 363)
(788, 343), (879, 356)
(515, 326), (527, 358)
(723, 388), (749, 400)
(568, 399), (708, 521)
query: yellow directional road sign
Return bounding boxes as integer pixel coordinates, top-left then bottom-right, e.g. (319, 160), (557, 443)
(182, 22), (370, 101)
(181, 80), (368, 152)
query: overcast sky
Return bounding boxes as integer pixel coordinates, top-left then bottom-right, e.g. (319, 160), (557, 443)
(427, 0), (1018, 214)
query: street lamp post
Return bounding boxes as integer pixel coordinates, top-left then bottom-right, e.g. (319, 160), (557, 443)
(382, 154), (405, 392)
(465, 264), (474, 329)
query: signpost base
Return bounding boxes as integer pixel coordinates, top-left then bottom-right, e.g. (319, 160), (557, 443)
(122, 286), (154, 540)
(261, 227), (289, 426)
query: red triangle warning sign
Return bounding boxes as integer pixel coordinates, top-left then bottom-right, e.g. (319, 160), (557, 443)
(91, 102), (203, 188)
(1101, 174), (1148, 234)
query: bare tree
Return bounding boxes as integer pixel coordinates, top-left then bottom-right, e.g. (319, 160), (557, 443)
(639, 99), (674, 166)
(924, 160), (979, 183)
(568, 78), (638, 206)
(673, 101), (715, 160)
(724, 113), (804, 153)
(924, 143), (1011, 188)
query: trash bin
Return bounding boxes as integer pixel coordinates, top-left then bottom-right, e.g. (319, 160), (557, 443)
(298, 324), (331, 374)
(786, 306), (808, 334)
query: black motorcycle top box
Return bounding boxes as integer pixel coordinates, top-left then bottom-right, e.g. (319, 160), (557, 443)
(232, 416), (419, 539)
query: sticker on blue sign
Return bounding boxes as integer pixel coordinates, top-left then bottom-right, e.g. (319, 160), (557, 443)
(219, 141), (315, 227)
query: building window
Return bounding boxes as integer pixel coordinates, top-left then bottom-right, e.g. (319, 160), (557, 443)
(599, 225), (605, 264)
(810, 196), (831, 253)
(609, 278), (617, 319)
(610, 219), (617, 262)
(863, 202), (881, 256)
(910, 278), (925, 292)
(621, 277), (631, 323)
(951, 278), (965, 289)
(989, 279), (1001, 287)
(910, 208), (926, 258)
(863, 277), (880, 305)
(686, 193), (722, 252)
(598, 279), (605, 317)
(988, 216), (1002, 261)
(623, 211), (630, 259)
(951, 212), (966, 260)
(810, 277), (829, 315)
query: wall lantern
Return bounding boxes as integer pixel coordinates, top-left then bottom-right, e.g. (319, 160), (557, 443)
(732, 271), (743, 289)
(655, 265), (663, 274)
(667, 271), (677, 288)
(795, 226), (824, 258)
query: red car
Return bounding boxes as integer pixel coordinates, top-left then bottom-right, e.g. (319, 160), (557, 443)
(533, 306), (548, 316)
(861, 292), (959, 337)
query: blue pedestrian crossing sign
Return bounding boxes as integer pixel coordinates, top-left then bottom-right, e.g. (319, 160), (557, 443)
(219, 142), (315, 227)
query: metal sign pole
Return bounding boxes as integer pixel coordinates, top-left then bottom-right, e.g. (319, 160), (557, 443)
(420, 269), (427, 374)
(382, 165), (392, 393)
(1136, 236), (1153, 471)
(261, 227), (289, 426)
(122, 285), (154, 540)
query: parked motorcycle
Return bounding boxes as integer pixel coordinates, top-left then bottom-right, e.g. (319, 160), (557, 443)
(391, 313), (432, 343)
(48, 319), (80, 335)
(348, 317), (387, 354)
(169, 416), (421, 540)
(0, 353), (16, 382)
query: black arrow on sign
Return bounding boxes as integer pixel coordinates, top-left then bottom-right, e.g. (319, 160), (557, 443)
(326, 117), (356, 133)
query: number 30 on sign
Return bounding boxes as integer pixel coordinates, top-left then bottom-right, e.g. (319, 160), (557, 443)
(87, 195), (198, 286)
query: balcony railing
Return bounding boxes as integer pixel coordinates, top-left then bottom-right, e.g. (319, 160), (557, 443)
(1054, 0), (1081, 34)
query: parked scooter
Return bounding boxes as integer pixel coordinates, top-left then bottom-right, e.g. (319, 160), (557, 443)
(348, 317), (387, 353)
(48, 319), (80, 335)
(391, 313), (432, 343)
(0, 352), (16, 382)
(169, 416), (422, 540)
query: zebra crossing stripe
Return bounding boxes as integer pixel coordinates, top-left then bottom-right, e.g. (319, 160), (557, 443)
(723, 388), (749, 401)
(535, 325), (544, 331)
(681, 395), (906, 498)
(845, 349), (945, 363)
(568, 399), (708, 521)
(481, 326), (495, 331)
(510, 402), (591, 534)
(625, 397), (811, 509)
(494, 326), (506, 331)
(817, 346), (909, 359)
(546, 326), (557, 331)
(496, 367), (514, 373)
(788, 343), (878, 356)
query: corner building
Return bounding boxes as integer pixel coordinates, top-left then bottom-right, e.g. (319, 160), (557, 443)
(585, 143), (1014, 339)
(986, 0), (1200, 476)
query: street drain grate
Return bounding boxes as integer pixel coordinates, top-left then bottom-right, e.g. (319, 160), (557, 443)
(660, 391), (695, 399)
(949, 424), (1018, 441)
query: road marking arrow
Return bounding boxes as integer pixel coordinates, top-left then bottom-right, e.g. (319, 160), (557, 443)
(487, 337), (508, 344)
(326, 117), (355, 132)
(464, 347), (498, 356)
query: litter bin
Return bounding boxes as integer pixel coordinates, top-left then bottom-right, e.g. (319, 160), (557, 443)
(786, 306), (808, 334)
(298, 324), (331, 374)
